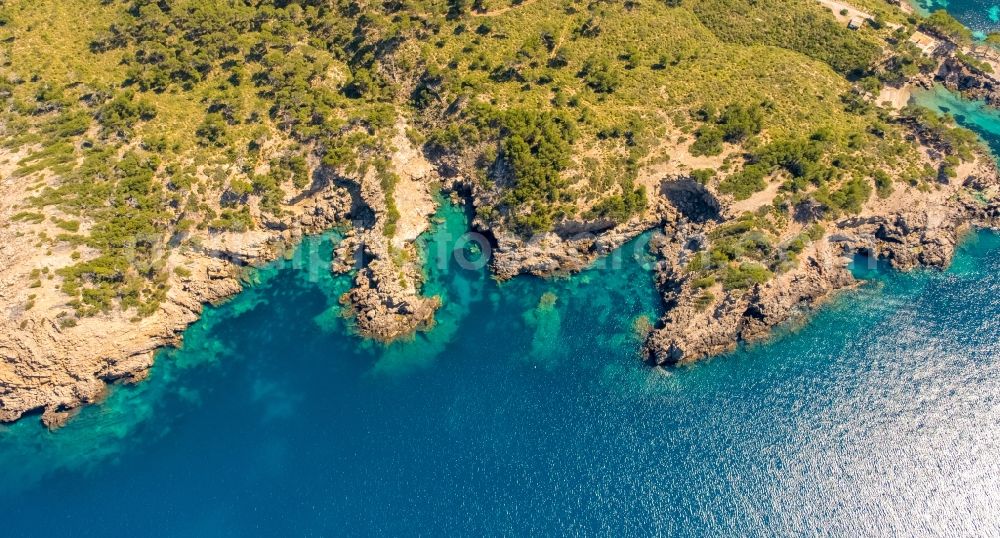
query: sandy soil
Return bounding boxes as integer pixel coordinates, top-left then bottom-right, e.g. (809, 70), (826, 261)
(878, 85), (913, 111)
(636, 138), (733, 196)
(388, 122), (436, 250)
(816, 0), (870, 23)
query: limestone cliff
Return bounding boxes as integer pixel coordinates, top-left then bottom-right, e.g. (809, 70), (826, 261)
(331, 122), (441, 341)
(644, 161), (1000, 366)
(0, 166), (351, 427)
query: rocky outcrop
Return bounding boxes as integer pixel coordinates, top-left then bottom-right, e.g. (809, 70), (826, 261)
(331, 122), (442, 341)
(644, 161), (1000, 366)
(489, 216), (660, 281)
(478, 182), (677, 281)
(341, 253), (441, 340)
(645, 238), (855, 365)
(333, 204), (440, 341)
(834, 211), (962, 270)
(482, 177), (722, 283)
(936, 55), (1000, 107)
(0, 174), (352, 428)
(833, 164), (1000, 270)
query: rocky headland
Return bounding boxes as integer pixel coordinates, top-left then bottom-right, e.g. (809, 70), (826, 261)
(332, 124), (442, 341)
(0, 156), (352, 427)
(645, 161), (1000, 365)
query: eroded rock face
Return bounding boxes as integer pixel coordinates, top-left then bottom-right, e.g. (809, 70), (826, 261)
(489, 221), (657, 281)
(835, 211), (960, 270)
(332, 202), (440, 342)
(0, 180), (352, 428)
(486, 196), (670, 281)
(333, 227), (442, 343)
(343, 254), (441, 341)
(331, 122), (442, 342)
(3, 250), (251, 427)
(659, 178), (722, 224)
(833, 165), (1000, 272)
(644, 163), (1000, 367)
(644, 239), (855, 365)
(937, 56), (1000, 107)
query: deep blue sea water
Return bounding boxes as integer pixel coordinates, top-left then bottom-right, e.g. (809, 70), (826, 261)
(4, 15), (1000, 537)
(2, 198), (999, 535)
(911, 0), (1000, 34)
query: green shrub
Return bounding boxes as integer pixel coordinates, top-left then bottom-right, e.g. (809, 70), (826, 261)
(97, 93), (156, 139)
(586, 185), (647, 223)
(491, 109), (578, 233)
(921, 10), (973, 44)
(689, 125), (724, 156)
(690, 0), (882, 75)
(722, 262), (773, 290)
(579, 55), (622, 93)
(695, 291), (716, 311)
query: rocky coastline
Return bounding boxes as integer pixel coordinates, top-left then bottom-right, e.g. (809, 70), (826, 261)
(7, 9), (1000, 428)
(936, 53), (1000, 107)
(0, 169), (352, 428)
(6, 115), (1000, 429)
(644, 162), (1000, 366)
(4, 142), (999, 428)
(485, 215), (664, 282)
(640, 35), (1000, 365)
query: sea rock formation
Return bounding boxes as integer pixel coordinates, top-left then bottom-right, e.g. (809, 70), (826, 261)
(488, 217), (661, 281)
(645, 237), (855, 365)
(936, 55), (1000, 107)
(644, 161), (1000, 366)
(332, 123), (442, 341)
(0, 172), (352, 428)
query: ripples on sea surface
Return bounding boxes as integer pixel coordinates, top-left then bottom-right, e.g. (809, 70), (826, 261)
(4, 24), (1000, 534)
(0, 194), (998, 536)
(910, 0), (1000, 34)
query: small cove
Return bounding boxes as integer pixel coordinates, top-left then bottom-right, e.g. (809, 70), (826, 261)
(1, 189), (998, 534)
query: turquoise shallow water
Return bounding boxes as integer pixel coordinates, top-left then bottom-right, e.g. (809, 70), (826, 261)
(913, 82), (1000, 151)
(4, 27), (1000, 537)
(2, 199), (999, 535)
(910, 0), (1000, 33)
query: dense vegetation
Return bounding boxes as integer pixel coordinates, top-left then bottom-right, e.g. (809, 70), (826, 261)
(0, 0), (980, 320)
(920, 10), (973, 44)
(689, 0), (882, 76)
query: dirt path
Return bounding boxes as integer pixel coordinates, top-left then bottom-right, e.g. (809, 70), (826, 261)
(388, 122), (436, 250)
(471, 0), (540, 17)
(549, 22), (568, 59)
(815, 0), (871, 24)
